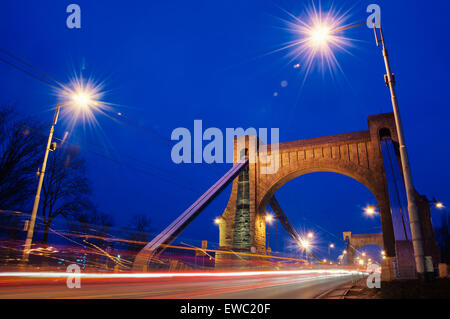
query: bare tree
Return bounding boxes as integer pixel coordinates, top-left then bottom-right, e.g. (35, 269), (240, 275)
(0, 210), (23, 264)
(0, 106), (95, 265)
(126, 214), (153, 252)
(69, 209), (114, 241)
(0, 106), (46, 263)
(0, 106), (45, 211)
(40, 144), (93, 246)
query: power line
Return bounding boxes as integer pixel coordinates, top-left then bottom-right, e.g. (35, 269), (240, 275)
(0, 48), (226, 175)
(18, 122), (207, 194)
(0, 49), (64, 91)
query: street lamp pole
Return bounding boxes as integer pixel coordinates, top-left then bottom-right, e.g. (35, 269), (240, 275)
(328, 21), (428, 278)
(300, 11), (429, 277)
(328, 243), (334, 261)
(22, 103), (61, 263)
(275, 218), (278, 255)
(265, 213), (274, 254)
(375, 26), (426, 277)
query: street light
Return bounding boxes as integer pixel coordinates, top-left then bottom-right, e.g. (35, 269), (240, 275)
(309, 25), (331, 48)
(298, 238), (311, 262)
(364, 205), (379, 217)
(214, 217), (222, 225)
(265, 213), (274, 253)
(307, 231), (314, 239)
(301, 239), (310, 250)
(295, 12), (427, 278)
(72, 92), (93, 108)
(22, 88), (98, 263)
(328, 243), (334, 261)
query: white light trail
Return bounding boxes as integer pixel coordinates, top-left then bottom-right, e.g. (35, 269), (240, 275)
(0, 269), (366, 279)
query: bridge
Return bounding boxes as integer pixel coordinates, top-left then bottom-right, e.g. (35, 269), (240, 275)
(342, 232), (384, 265)
(133, 113), (440, 281)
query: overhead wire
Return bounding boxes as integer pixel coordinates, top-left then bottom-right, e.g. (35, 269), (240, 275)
(0, 48), (227, 194)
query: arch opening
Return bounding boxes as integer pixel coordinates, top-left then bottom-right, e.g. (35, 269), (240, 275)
(349, 244), (385, 265)
(259, 167), (383, 216)
(263, 171), (382, 260)
(379, 127), (392, 140)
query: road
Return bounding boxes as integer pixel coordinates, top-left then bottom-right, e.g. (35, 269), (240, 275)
(0, 270), (364, 299)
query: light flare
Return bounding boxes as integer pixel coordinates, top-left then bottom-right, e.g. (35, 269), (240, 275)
(309, 25), (331, 48)
(435, 201), (444, 209)
(363, 205), (379, 217)
(265, 213), (274, 223)
(56, 73), (109, 132)
(277, 2), (356, 81)
(71, 92), (93, 109)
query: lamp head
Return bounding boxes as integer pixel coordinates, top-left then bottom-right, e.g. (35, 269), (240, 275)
(364, 205), (378, 217)
(309, 25), (331, 48)
(265, 214), (274, 223)
(71, 91), (93, 109)
(300, 239), (310, 249)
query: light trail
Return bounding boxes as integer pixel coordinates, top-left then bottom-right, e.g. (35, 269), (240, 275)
(0, 269), (366, 279)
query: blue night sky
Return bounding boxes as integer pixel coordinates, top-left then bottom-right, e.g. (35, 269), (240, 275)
(1, 0), (449, 261)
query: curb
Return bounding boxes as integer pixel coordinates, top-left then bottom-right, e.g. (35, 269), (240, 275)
(314, 278), (366, 299)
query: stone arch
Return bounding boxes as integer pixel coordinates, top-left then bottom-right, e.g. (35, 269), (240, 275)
(379, 127), (392, 139)
(218, 113), (399, 261)
(342, 232), (384, 264)
(253, 163), (393, 258)
(257, 164), (383, 214)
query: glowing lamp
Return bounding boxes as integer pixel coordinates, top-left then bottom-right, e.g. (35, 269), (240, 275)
(309, 25), (331, 47)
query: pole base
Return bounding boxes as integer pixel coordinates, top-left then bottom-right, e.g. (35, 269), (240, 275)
(416, 271), (435, 282)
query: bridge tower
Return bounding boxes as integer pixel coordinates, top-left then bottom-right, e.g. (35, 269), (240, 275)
(216, 113), (439, 279)
(342, 232), (384, 264)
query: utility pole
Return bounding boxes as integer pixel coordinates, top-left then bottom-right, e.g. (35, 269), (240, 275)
(275, 219), (278, 255)
(375, 26), (427, 279)
(22, 104), (60, 263)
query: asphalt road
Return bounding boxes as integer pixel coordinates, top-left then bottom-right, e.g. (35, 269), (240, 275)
(0, 271), (362, 299)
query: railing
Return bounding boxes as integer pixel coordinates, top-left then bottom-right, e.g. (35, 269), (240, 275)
(133, 157), (249, 271)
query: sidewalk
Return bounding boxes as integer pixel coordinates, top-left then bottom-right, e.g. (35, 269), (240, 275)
(314, 282), (353, 299)
(317, 277), (450, 299)
(315, 278), (379, 299)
